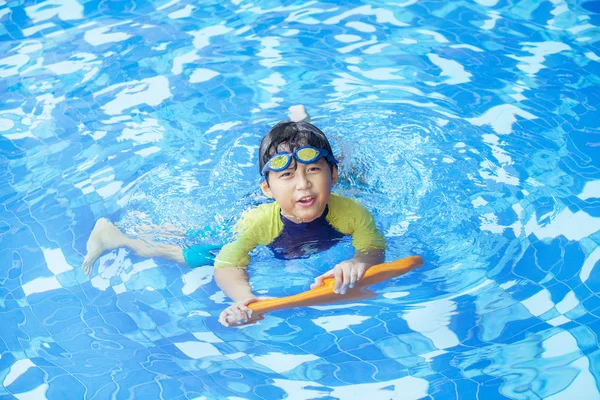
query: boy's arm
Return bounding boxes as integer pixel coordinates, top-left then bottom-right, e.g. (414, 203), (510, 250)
(213, 267), (255, 302)
(353, 247), (385, 266)
(311, 248), (385, 294)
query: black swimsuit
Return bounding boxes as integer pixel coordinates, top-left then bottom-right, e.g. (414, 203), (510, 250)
(268, 206), (345, 260)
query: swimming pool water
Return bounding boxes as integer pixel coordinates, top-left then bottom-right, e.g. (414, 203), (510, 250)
(1, 0), (600, 399)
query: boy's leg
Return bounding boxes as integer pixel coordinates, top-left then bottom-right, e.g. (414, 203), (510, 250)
(82, 218), (185, 275)
(288, 105), (311, 122)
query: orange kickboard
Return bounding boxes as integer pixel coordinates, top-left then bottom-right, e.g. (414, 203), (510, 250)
(248, 256), (423, 316)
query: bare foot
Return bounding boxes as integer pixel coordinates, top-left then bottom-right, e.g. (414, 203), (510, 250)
(82, 218), (127, 275)
(288, 105), (311, 122)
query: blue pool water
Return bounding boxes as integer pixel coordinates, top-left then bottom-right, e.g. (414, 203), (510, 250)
(1, 0), (600, 398)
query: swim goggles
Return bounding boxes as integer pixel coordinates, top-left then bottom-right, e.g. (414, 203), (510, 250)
(260, 146), (338, 181)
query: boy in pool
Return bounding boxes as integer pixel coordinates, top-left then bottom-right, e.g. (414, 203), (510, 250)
(82, 105), (385, 326)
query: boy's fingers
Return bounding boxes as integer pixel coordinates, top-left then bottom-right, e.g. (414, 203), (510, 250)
(218, 311), (230, 327)
(340, 268), (352, 294)
(333, 267), (343, 294)
(311, 275), (325, 289)
(348, 269), (359, 289)
(239, 305), (253, 319)
(357, 266), (366, 280)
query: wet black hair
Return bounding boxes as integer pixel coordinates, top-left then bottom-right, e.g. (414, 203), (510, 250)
(258, 121), (337, 183)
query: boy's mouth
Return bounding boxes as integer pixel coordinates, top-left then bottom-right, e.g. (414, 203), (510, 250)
(297, 195), (316, 207)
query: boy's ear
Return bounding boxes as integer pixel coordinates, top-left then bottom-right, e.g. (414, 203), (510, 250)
(332, 165), (339, 185)
(260, 180), (274, 198)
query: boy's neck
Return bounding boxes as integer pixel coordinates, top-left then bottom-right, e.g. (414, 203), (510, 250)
(280, 206), (328, 224)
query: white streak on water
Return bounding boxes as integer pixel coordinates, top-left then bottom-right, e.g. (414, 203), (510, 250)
(324, 5), (409, 27)
(546, 357), (600, 400)
(426, 53), (472, 85)
(525, 208), (600, 241)
(556, 291), (580, 314)
(399, 38), (417, 44)
(568, 23), (596, 34)
(168, 5), (195, 19)
(22, 276), (62, 296)
(14, 384), (49, 400)
(346, 21), (376, 32)
(157, 0), (181, 10)
(586, 52), (600, 61)
(192, 332), (222, 343)
(547, 0), (569, 28)
(576, 36), (593, 43)
(481, 11), (501, 30)
(257, 37), (284, 68)
(206, 121), (242, 133)
(45, 53), (98, 75)
(281, 29), (299, 36)
(402, 299), (459, 349)
(334, 34), (362, 43)
(312, 315), (369, 332)
(260, 72), (285, 93)
(474, 0), (499, 6)
(94, 76), (172, 115)
(0, 54), (31, 78)
(190, 24), (233, 49)
(309, 303), (368, 310)
(348, 65), (401, 80)
(466, 104), (537, 135)
(175, 342), (221, 358)
(257, 72), (285, 109)
(42, 248), (73, 275)
(344, 56), (361, 64)
(480, 213), (505, 234)
(578, 180), (600, 200)
(472, 197), (488, 207)
(119, 118), (164, 144)
(449, 44), (484, 52)
(250, 353), (319, 373)
(416, 29), (449, 43)
(4, 359), (36, 387)
(25, 0), (83, 23)
(152, 42), (169, 51)
(190, 68), (220, 83)
(84, 23), (133, 46)
(382, 291), (409, 299)
(82, 67), (100, 83)
(96, 181), (122, 199)
(272, 376), (429, 400)
(134, 146), (161, 157)
(22, 22), (55, 36)
(0, 118), (14, 132)
(389, 0), (418, 6)
(521, 288), (554, 317)
(16, 42), (43, 54)
(482, 134), (511, 165)
(363, 43), (390, 54)
(508, 41), (572, 75)
(181, 266), (214, 295)
(172, 51), (200, 75)
(580, 247), (600, 283)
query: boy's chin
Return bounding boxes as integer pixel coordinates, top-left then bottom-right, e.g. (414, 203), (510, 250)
(294, 206), (326, 222)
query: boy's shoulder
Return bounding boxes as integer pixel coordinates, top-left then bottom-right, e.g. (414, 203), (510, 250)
(328, 193), (367, 212)
(240, 201), (279, 220)
(233, 201), (282, 238)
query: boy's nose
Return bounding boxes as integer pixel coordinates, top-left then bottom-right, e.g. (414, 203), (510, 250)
(295, 171), (311, 189)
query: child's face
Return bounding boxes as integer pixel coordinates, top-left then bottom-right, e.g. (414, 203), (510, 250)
(260, 146), (338, 224)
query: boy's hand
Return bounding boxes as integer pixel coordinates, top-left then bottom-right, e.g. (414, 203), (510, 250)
(219, 297), (257, 326)
(310, 259), (370, 295)
(219, 297), (271, 327)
